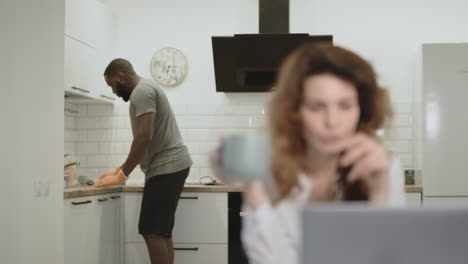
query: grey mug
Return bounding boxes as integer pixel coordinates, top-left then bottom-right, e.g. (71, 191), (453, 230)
(221, 132), (271, 183)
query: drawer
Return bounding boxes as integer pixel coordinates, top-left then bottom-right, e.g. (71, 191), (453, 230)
(405, 192), (422, 207)
(173, 243), (227, 264)
(423, 197), (468, 208)
(173, 192), (228, 243)
(124, 242), (227, 264)
(123, 192), (228, 243)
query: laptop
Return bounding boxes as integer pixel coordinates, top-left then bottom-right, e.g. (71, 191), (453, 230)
(302, 205), (468, 264)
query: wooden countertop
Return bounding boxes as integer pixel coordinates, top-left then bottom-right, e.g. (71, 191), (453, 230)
(64, 184), (244, 199)
(64, 184), (423, 199)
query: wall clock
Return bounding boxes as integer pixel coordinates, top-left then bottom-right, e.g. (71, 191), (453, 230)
(150, 47), (188, 87)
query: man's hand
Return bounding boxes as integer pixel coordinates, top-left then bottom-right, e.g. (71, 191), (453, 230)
(93, 168), (128, 187)
(99, 168), (119, 179)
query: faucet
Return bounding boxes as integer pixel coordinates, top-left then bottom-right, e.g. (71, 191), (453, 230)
(64, 161), (80, 169)
(64, 154), (80, 168)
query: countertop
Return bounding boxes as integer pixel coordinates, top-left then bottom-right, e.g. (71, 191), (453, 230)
(64, 184), (423, 199)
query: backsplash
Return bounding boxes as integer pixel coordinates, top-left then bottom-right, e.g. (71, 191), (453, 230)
(65, 102), (78, 161)
(64, 101), (414, 184)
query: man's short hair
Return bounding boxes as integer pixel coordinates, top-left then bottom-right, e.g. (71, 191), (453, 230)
(104, 58), (135, 76)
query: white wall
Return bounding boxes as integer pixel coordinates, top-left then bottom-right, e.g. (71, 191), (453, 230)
(70, 102), (264, 184)
(112, 0), (267, 105)
(106, 0), (468, 173)
(0, 1), (64, 263)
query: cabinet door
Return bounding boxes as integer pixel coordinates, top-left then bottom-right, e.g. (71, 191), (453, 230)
(64, 35), (93, 95)
(108, 194), (122, 264)
(423, 197), (468, 208)
(174, 244), (228, 264)
(91, 52), (117, 102)
(405, 192), (422, 207)
(124, 243), (228, 264)
(123, 192), (228, 244)
(86, 195), (103, 264)
(65, 0), (96, 47)
(173, 193), (228, 243)
(64, 197), (95, 264)
(65, 0), (116, 50)
(95, 194), (121, 264)
(123, 193), (144, 243)
(125, 243), (150, 264)
(91, 0), (116, 51)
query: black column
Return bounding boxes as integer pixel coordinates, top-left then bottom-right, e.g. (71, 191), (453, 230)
(259, 0), (289, 33)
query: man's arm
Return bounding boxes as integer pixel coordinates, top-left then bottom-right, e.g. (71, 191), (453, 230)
(120, 112), (155, 176)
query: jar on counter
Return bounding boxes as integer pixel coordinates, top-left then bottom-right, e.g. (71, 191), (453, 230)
(404, 169), (415, 185)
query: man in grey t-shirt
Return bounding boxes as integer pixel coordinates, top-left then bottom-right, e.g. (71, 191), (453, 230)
(95, 58), (192, 264)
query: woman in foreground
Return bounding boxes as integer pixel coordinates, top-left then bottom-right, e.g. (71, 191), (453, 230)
(212, 44), (405, 264)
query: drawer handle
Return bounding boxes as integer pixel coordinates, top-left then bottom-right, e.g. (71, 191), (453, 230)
(100, 95), (116, 100)
(71, 86), (90, 93)
(110, 196), (120, 200)
(71, 200), (91, 205)
(180, 196), (198, 200)
(97, 198), (108, 202)
(174, 247), (199, 251)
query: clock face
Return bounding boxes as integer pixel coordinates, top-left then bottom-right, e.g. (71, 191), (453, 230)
(150, 47), (188, 87)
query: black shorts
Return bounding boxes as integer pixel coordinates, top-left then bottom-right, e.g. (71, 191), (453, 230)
(138, 167), (190, 238)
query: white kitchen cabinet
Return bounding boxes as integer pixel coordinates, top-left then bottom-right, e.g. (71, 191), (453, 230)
(423, 197), (468, 208)
(173, 192), (228, 243)
(64, 35), (93, 95)
(64, 35), (116, 102)
(124, 243), (149, 264)
(125, 243), (228, 264)
(64, 0), (117, 103)
(123, 192), (228, 264)
(95, 194), (121, 264)
(64, 196), (94, 264)
(405, 192), (422, 207)
(92, 51), (117, 102)
(64, 194), (121, 264)
(173, 244), (228, 264)
(122, 192), (143, 243)
(123, 192), (228, 243)
(65, 0), (94, 47)
(65, 0), (116, 50)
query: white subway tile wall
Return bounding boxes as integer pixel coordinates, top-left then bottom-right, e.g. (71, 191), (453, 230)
(64, 102), (77, 160)
(67, 102), (415, 184)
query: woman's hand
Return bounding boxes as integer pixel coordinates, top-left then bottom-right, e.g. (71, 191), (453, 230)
(338, 133), (391, 204)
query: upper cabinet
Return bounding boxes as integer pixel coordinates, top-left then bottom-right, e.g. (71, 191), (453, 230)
(65, 0), (116, 51)
(64, 0), (117, 103)
(64, 36), (91, 95)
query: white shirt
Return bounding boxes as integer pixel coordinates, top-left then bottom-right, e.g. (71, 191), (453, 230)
(241, 157), (406, 264)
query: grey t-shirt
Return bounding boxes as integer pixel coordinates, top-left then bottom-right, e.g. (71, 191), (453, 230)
(129, 78), (192, 180)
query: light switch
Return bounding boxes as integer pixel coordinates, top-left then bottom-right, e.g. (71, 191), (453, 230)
(41, 180), (50, 197)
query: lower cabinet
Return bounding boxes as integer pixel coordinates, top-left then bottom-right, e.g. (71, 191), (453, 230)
(423, 197), (468, 208)
(405, 192), (422, 207)
(65, 190), (427, 264)
(125, 243), (228, 264)
(122, 192), (228, 264)
(64, 194), (121, 264)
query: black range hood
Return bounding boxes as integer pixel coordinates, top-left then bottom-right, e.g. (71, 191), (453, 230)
(212, 0), (333, 92)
